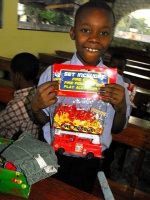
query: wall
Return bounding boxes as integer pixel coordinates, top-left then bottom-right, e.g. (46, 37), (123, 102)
(0, 0), (149, 58)
(0, 0), (76, 58)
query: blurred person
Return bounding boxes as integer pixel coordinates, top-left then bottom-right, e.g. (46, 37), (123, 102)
(0, 52), (40, 139)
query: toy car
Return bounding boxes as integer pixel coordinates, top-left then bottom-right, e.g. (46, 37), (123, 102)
(52, 129), (102, 159)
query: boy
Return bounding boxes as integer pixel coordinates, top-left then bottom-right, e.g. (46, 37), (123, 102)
(31, 2), (130, 193)
(0, 52), (40, 139)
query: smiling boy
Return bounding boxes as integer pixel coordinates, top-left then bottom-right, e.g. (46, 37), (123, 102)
(31, 1), (130, 193)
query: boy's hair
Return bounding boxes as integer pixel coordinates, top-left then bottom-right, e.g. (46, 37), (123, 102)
(110, 52), (127, 65)
(10, 52), (39, 81)
(74, 1), (115, 27)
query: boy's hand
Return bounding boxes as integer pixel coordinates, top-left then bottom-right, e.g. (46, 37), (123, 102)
(98, 84), (126, 112)
(31, 81), (59, 113)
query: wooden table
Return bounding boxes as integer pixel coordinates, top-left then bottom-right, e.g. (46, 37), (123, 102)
(128, 116), (150, 129)
(0, 177), (103, 200)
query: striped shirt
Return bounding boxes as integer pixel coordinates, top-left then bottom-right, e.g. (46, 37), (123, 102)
(0, 86), (39, 139)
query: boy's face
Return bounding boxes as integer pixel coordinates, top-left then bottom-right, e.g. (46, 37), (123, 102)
(70, 8), (114, 66)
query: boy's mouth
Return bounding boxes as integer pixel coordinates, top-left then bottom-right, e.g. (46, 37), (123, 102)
(85, 48), (99, 52)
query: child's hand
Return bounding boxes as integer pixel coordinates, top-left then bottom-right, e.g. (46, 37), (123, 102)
(98, 84), (126, 112)
(31, 81), (59, 113)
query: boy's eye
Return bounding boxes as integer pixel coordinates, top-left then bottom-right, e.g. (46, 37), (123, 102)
(100, 31), (109, 36)
(81, 29), (90, 33)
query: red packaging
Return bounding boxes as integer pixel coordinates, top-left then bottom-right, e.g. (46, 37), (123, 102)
(51, 64), (117, 158)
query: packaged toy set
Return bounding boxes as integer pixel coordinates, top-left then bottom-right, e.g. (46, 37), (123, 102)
(52, 64), (117, 158)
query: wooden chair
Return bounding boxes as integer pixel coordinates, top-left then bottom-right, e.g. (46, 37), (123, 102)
(39, 53), (68, 66)
(55, 50), (73, 59)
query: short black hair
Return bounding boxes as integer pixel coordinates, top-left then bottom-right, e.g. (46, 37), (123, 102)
(74, 1), (115, 27)
(10, 52), (39, 81)
(110, 52), (127, 65)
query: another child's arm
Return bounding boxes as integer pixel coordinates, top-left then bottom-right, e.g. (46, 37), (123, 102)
(31, 81), (58, 126)
(98, 83), (127, 133)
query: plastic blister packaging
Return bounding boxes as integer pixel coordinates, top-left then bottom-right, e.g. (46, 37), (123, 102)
(51, 64), (117, 158)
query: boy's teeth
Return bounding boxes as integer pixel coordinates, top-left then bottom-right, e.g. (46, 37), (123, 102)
(86, 48), (98, 52)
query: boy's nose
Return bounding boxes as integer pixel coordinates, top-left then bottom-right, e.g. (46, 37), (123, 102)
(88, 32), (100, 43)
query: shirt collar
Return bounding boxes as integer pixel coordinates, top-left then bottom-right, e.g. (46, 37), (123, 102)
(70, 53), (106, 68)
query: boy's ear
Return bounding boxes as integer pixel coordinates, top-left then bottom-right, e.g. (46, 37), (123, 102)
(70, 26), (75, 40)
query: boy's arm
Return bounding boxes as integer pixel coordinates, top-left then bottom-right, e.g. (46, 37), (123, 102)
(31, 81), (58, 126)
(110, 87), (127, 133)
(31, 110), (49, 126)
(111, 107), (127, 134)
(98, 83), (128, 134)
